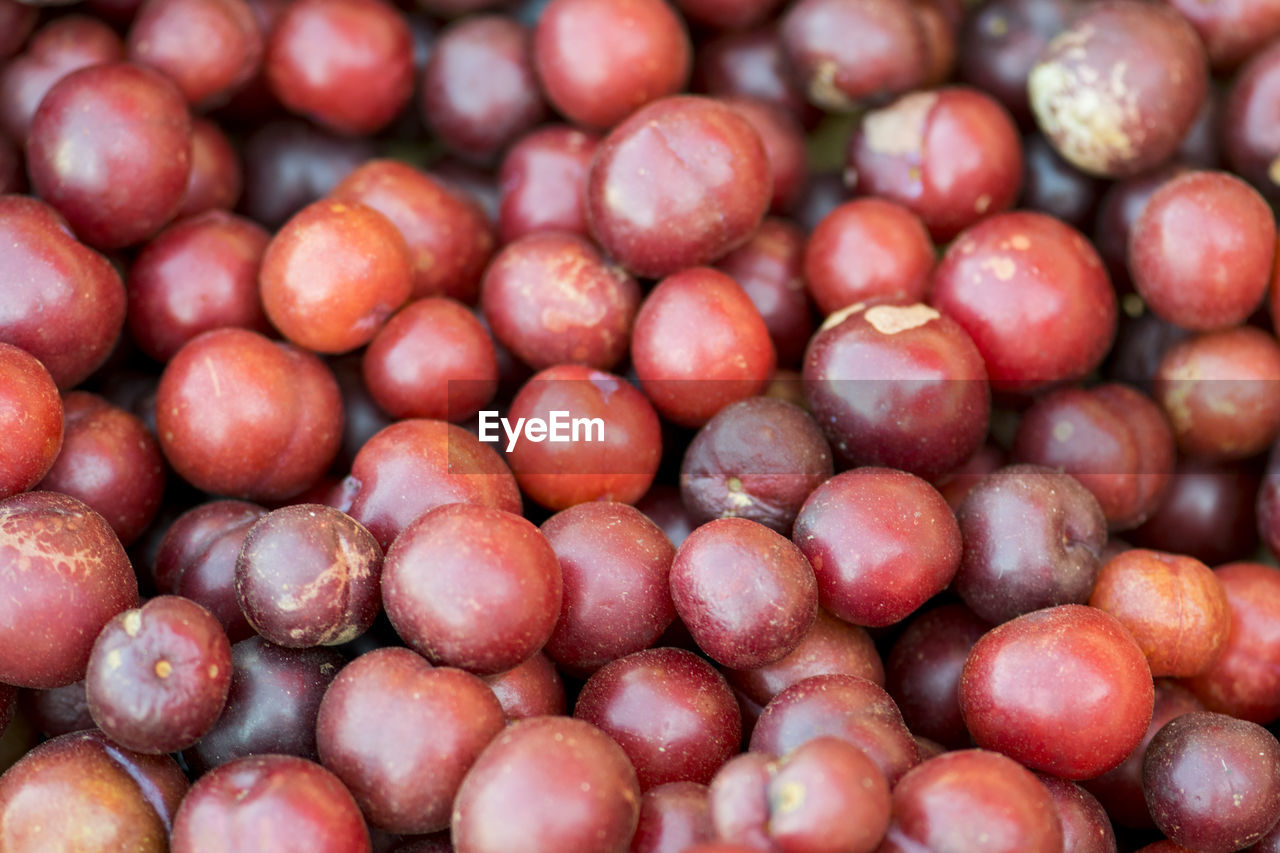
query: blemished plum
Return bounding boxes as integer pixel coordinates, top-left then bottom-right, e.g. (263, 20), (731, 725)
(235, 504), (382, 648)
(451, 716), (642, 853)
(0, 492), (138, 689)
(680, 397), (833, 535)
(930, 210), (1117, 392)
(1028, 0), (1209, 178)
(845, 86), (1024, 241)
(84, 595), (232, 755)
(802, 302), (989, 479)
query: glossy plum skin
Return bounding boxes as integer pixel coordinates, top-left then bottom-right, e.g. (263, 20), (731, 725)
(714, 218), (813, 368)
(316, 647), (505, 834)
(1153, 327), (1280, 461)
(451, 716), (642, 853)
(170, 754), (371, 853)
(680, 397), (833, 535)
(177, 117), (242, 216)
(1186, 563), (1280, 723)
(482, 652), (566, 721)
(235, 505), (382, 648)
(339, 419), (521, 550)
(27, 62), (192, 251)
(1084, 680), (1204, 829)
(694, 26), (817, 129)
(0, 730), (189, 853)
(0, 344), (64, 500)
(726, 609), (884, 711)
(126, 210), (271, 363)
(260, 200), (412, 355)
(265, 0), (413, 135)
(329, 159), (496, 304)
(533, 0), (691, 130)
(879, 750), (1063, 853)
(362, 297), (499, 422)
(778, 0), (929, 112)
(480, 231), (640, 371)
(0, 492), (138, 689)
(540, 502), (676, 675)
(632, 268), (776, 428)
(421, 15), (545, 163)
(846, 87), (1024, 241)
(1129, 170), (1276, 331)
(84, 595), (232, 754)
(670, 518), (818, 670)
(953, 464), (1107, 624)
(885, 604), (990, 749)
(185, 637), (344, 774)
(575, 648), (740, 791)
(749, 673), (918, 786)
(496, 125), (597, 243)
(709, 737), (891, 853)
(1130, 457), (1261, 567)
(631, 782), (712, 853)
(1089, 549), (1230, 678)
(955, 0), (1075, 123)
(1223, 41), (1280, 204)
(804, 199), (935, 316)
(793, 468), (961, 628)
(503, 364), (663, 510)
(155, 328), (343, 501)
(1028, 0), (1209, 178)
(586, 97), (772, 280)
(382, 503), (561, 675)
(930, 211), (1117, 392)
(1011, 384), (1175, 530)
(126, 0), (263, 106)
(1144, 712), (1280, 852)
(803, 302), (989, 480)
(37, 392), (165, 547)
(0, 196), (126, 389)
(153, 500), (266, 643)
(960, 604), (1155, 780)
